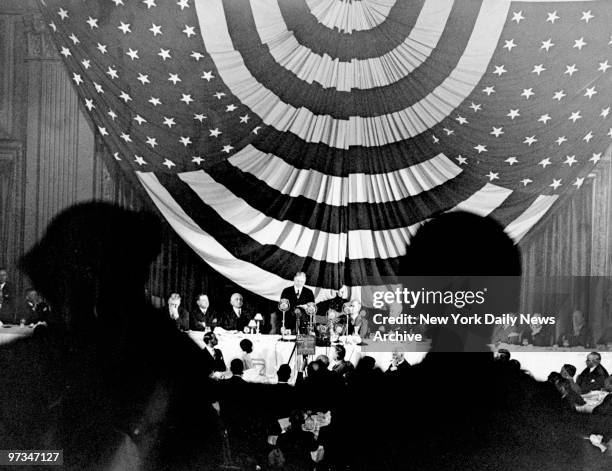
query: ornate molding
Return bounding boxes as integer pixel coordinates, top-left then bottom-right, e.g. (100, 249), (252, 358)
(22, 13), (57, 60)
(0, 138), (22, 166)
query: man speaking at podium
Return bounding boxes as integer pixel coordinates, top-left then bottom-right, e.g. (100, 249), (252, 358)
(278, 272), (315, 333)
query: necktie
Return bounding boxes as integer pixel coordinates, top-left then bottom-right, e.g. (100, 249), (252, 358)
(237, 308), (241, 317)
(296, 290), (300, 298)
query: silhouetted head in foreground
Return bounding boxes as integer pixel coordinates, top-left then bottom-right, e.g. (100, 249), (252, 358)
(20, 201), (161, 336)
(401, 211), (522, 352)
(9, 202), (222, 469)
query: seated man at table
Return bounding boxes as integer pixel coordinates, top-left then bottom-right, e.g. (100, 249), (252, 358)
(520, 313), (553, 346)
(558, 310), (592, 347)
(348, 299), (369, 338)
(492, 317), (521, 345)
(577, 352), (609, 393)
(202, 332), (227, 375)
(167, 293), (190, 332)
(191, 294), (215, 331)
(19, 288), (50, 325)
(0, 267), (13, 324)
(220, 293), (252, 331)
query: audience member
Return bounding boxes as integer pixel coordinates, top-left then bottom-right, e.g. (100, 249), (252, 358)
(558, 380), (587, 408)
(297, 358), (341, 412)
(350, 356), (383, 390)
(495, 348), (511, 362)
(577, 352), (609, 393)
(278, 364), (292, 384)
(228, 359), (245, 383)
(385, 349), (411, 377)
(219, 359), (263, 468)
(588, 377), (612, 448)
(271, 364), (295, 420)
(202, 332), (227, 375)
(370, 211), (584, 471)
(316, 354), (330, 369)
(239, 338), (254, 370)
(0, 202), (222, 470)
(592, 377), (612, 415)
(167, 293), (189, 332)
(275, 410), (319, 471)
(331, 344), (354, 381)
(560, 364), (581, 395)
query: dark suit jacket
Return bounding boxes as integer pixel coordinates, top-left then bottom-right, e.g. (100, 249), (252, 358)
(0, 282), (13, 323)
(270, 382), (296, 419)
(168, 307), (190, 331)
(385, 359), (411, 377)
(558, 325), (592, 348)
(593, 393), (612, 416)
(279, 286), (315, 332)
(0, 282), (11, 305)
(190, 307), (217, 331)
(220, 308), (252, 331)
(577, 364), (609, 393)
(521, 325), (553, 346)
(276, 428), (319, 469)
(350, 313), (369, 338)
(19, 301), (50, 325)
(332, 360), (354, 381)
(202, 346), (226, 374)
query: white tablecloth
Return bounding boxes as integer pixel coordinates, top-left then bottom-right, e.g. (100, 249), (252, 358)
(0, 325), (35, 344)
(187, 332), (612, 382)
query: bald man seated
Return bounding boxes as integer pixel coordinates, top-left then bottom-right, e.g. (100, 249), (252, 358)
(220, 293), (252, 331)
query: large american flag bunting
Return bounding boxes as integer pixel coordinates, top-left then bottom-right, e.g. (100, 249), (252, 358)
(38, 0), (612, 302)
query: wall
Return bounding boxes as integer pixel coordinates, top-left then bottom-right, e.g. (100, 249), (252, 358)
(0, 1), (100, 295)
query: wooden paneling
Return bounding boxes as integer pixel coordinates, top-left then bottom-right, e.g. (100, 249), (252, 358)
(0, 6), (99, 297)
(23, 58), (95, 249)
(0, 139), (21, 271)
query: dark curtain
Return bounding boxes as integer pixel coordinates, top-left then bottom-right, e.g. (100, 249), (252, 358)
(519, 161), (612, 344)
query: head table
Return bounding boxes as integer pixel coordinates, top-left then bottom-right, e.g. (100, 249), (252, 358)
(186, 331), (612, 383)
(0, 326), (609, 383)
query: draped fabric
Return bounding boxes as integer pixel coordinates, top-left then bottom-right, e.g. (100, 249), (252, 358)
(38, 0), (612, 303)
